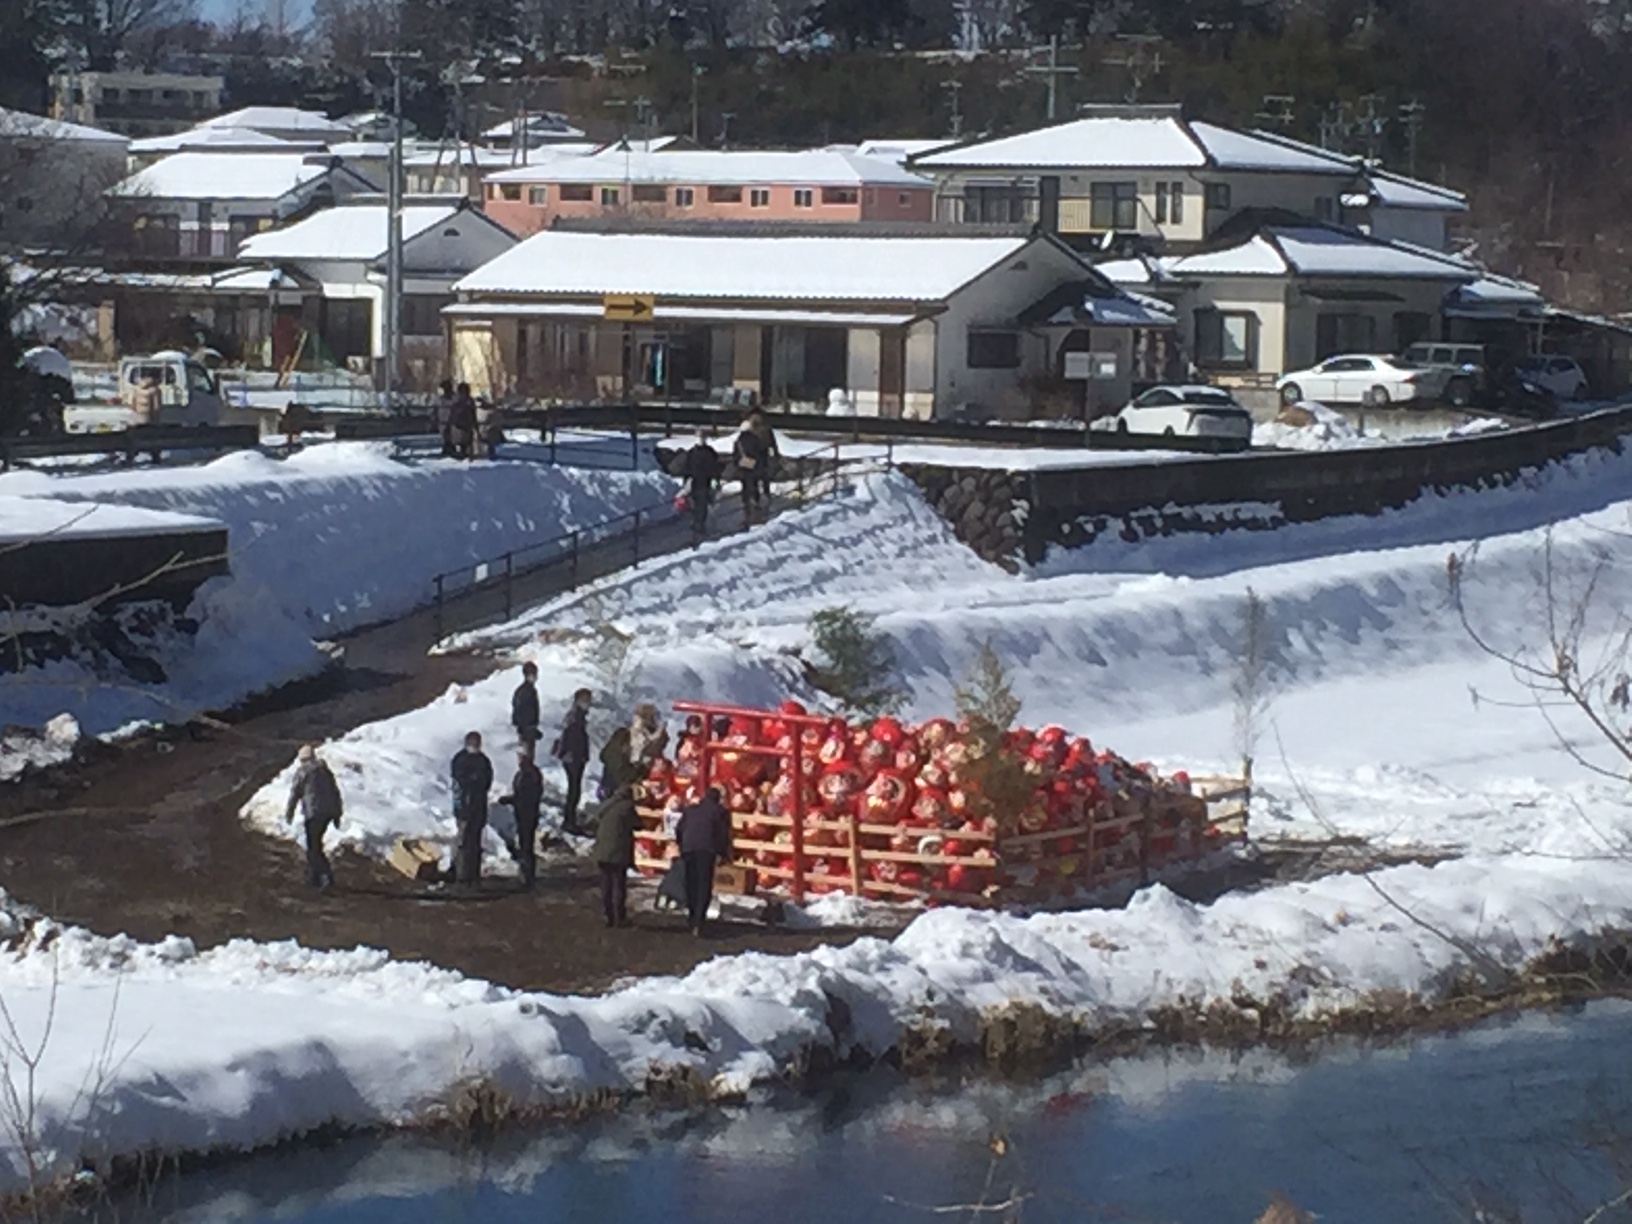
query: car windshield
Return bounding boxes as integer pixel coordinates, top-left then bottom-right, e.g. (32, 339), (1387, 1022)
(1188, 406), (1249, 418)
(1179, 389), (1234, 405)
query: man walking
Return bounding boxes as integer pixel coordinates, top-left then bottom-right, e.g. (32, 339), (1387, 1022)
(674, 785), (732, 937)
(681, 433), (721, 540)
(511, 661), (541, 748)
(450, 731), (493, 886)
(500, 747), (544, 890)
(590, 783), (640, 927)
(448, 382), (478, 460)
(284, 744), (343, 890)
(552, 686), (593, 834)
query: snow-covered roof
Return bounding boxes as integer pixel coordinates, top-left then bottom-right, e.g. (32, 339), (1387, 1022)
(1365, 170), (1467, 212)
(482, 114), (586, 140)
(1092, 257), (1159, 286)
(0, 494), (222, 544)
(484, 148), (931, 189)
(455, 231), (1043, 303)
(404, 145), (595, 170)
(210, 266), (299, 291)
(1445, 273), (1545, 317)
(128, 125), (301, 154)
(914, 116), (1207, 170)
(199, 106), (348, 136)
(1165, 224), (1476, 281)
(0, 107), (128, 146)
(238, 203), (466, 263)
(854, 138), (954, 162)
(1190, 123), (1351, 173)
(111, 152), (348, 201)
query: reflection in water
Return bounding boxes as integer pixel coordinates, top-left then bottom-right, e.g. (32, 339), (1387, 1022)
(74, 1001), (1632, 1224)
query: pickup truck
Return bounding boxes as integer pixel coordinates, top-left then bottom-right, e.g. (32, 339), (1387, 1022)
(65, 351), (224, 433)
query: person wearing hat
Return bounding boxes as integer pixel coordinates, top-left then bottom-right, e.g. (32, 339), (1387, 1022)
(284, 744), (344, 890)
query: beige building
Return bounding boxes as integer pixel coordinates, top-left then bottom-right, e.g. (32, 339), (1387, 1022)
(50, 71), (224, 138)
(445, 226), (1168, 418)
(912, 104), (1466, 255)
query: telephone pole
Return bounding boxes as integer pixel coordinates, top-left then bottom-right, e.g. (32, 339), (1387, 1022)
(371, 47), (421, 413)
(690, 64), (704, 144)
(942, 78), (964, 139)
(1026, 35), (1079, 122)
(1399, 99), (1426, 176)
(1256, 94), (1296, 131)
(1105, 35), (1165, 105)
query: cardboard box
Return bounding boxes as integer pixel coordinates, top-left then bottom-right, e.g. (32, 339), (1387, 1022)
(714, 862), (757, 897)
(387, 837), (443, 883)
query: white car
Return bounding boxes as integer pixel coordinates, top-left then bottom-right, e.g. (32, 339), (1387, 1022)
(1513, 355), (1588, 400)
(1100, 385), (1254, 441)
(1277, 354), (1448, 407)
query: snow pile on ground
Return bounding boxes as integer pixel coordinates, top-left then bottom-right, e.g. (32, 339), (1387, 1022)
(0, 445), (677, 744)
(0, 444), (678, 636)
(0, 716), (80, 783)
(1254, 401), (1380, 451)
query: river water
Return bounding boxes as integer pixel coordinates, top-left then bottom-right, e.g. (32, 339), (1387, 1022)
(75, 1000), (1632, 1224)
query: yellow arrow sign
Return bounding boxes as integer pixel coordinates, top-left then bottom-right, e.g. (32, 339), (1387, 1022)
(603, 294), (656, 321)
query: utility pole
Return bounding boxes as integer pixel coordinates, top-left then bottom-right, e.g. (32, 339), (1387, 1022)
(1399, 99), (1426, 176)
(372, 47), (421, 413)
(690, 64), (704, 144)
(942, 78), (964, 139)
(1105, 35), (1165, 105)
(1256, 94), (1296, 131)
(718, 112), (735, 149)
(1026, 35), (1079, 122)
(1356, 92), (1385, 162)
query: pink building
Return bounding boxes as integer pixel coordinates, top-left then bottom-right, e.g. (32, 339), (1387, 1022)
(481, 148), (935, 235)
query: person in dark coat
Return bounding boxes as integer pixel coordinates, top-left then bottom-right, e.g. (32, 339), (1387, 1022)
(511, 662), (541, 747)
(284, 744), (343, 889)
(448, 383), (478, 460)
(500, 748), (544, 890)
(590, 784), (640, 927)
(674, 786), (732, 936)
(732, 419), (769, 522)
(597, 724), (634, 801)
(450, 731), (493, 885)
(552, 687), (593, 833)
(681, 433), (721, 539)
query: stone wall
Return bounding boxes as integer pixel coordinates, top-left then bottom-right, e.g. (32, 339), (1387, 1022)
(897, 465), (1027, 572)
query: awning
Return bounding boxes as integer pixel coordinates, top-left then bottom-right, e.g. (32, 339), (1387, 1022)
(442, 302), (921, 328)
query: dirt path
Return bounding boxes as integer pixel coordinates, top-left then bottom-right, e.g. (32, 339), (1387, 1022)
(0, 500), (879, 996)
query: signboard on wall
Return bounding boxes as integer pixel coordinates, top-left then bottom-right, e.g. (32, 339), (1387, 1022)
(1064, 351), (1119, 381)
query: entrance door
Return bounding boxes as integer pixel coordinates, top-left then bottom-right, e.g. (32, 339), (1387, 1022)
(879, 328), (906, 419)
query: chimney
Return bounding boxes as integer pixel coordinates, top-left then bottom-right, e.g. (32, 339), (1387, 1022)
(1038, 175), (1061, 235)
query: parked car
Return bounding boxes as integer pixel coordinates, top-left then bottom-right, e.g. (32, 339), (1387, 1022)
(1098, 385), (1254, 442)
(1489, 365), (1561, 420)
(1277, 354), (1450, 408)
(1513, 354), (1588, 400)
(65, 351), (224, 434)
(1400, 341), (1487, 407)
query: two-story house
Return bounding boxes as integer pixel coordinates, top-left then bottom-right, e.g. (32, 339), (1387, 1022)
(480, 148), (935, 237)
(108, 151), (376, 266)
(911, 104), (1465, 255)
(50, 71), (224, 139)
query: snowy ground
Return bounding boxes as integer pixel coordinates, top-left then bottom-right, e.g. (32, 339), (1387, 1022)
(7, 442), (1632, 1192)
(0, 445), (677, 756)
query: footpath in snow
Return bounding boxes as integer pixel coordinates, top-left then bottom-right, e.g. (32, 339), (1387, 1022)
(7, 447), (1632, 1193)
(0, 444), (677, 765)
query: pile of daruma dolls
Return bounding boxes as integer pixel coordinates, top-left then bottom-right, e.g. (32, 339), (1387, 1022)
(631, 701), (1223, 906)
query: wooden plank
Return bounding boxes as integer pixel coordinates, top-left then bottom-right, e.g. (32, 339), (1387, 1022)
(858, 848), (1002, 868)
(997, 824), (1093, 852)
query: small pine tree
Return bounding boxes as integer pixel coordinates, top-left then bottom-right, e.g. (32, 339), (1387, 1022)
(953, 640), (1031, 836)
(806, 605), (909, 717)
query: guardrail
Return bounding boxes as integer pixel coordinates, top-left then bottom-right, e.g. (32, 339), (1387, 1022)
(0, 425), (261, 471)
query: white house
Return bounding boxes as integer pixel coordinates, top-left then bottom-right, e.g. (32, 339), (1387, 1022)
(109, 151), (377, 264)
(911, 104), (1466, 254)
(238, 196), (517, 385)
(195, 106), (352, 145)
(446, 227), (1167, 416)
(0, 108), (129, 245)
(125, 125), (307, 170)
(1098, 217), (1478, 378)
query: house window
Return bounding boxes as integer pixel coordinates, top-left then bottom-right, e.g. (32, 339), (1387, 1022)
(966, 329), (1022, 370)
(527, 185), (547, 205)
(675, 186), (696, 207)
(749, 188), (771, 208)
(1315, 312), (1376, 358)
(1194, 308), (1259, 369)
(499, 183), (521, 201)
(793, 188), (814, 208)
(1089, 181), (1138, 231)
(1155, 182), (1168, 224)
(401, 294), (455, 337)
(559, 184), (594, 202)
(632, 184), (667, 203)
(1205, 182), (1232, 211)
(899, 192), (912, 206)
(1168, 182), (1184, 224)
(1314, 196), (1334, 221)
(822, 187), (860, 205)
(707, 185), (743, 203)
(600, 186), (621, 206)
(485, 184), (498, 200)
(964, 185), (1028, 224)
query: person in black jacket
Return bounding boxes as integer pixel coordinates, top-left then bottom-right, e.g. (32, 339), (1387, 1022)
(450, 731), (493, 885)
(681, 433), (721, 539)
(284, 744), (343, 889)
(499, 748), (544, 890)
(511, 662), (541, 747)
(448, 383), (478, 460)
(674, 786), (733, 936)
(590, 784), (640, 927)
(552, 686), (593, 833)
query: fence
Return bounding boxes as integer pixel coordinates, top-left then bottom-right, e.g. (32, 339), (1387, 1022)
(0, 425), (260, 471)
